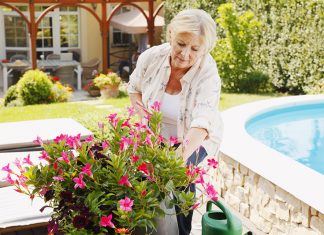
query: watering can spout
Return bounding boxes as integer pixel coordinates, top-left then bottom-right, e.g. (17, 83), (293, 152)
(202, 200), (243, 235)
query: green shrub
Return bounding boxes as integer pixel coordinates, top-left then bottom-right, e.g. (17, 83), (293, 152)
(6, 98), (24, 107)
(17, 69), (53, 105)
(211, 3), (261, 93)
(239, 71), (272, 94)
(237, 0), (324, 94)
(4, 85), (19, 106)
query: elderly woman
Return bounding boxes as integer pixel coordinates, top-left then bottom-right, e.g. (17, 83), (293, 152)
(128, 9), (223, 235)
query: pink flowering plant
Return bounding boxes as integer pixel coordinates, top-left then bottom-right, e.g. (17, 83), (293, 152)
(2, 102), (219, 234)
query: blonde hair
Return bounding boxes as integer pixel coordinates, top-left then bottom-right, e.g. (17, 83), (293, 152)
(166, 9), (217, 53)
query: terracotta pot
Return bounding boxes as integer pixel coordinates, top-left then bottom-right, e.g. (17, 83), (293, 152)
(88, 89), (100, 97)
(100, 85), (119, 98)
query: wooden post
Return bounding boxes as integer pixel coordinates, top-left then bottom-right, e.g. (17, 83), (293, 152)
(101, 1), (108, 74)
(29, 1), (37, 69)
(147, 0), (154, 47)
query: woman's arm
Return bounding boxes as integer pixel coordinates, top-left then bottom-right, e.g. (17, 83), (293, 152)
(129, 93), (146, 118)
(178, 127), (208, 161)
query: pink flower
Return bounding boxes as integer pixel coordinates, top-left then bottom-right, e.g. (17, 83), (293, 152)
(131, 155), (140, 163)
(169, 136), (178, 146)
(207, 159), (218, 169)
(120, 137), (133, 151)
(1, 163), (13, 174)
(53, 176), (64, 181)
(99, 214), (115, 228)
(138, 162), (149, 175)
(127, 106), (136, 117)
(144, 135), (153, 147)
(54, 134), (67, 144)
(14, 158), (23, 172)
(119, 196), (134, 212)
(58, 152), (70, 164)
(107, 113), (118, 128)
(73, 174), (86, 189)
(156, 134), (164, 145)
(81, 164), (93, 178)
(102, 140), (110, 149)
(121, 119), (131, 128)
(66, 134), (81, 149)
(85, 135), (93, 142)
(5, 174), (15, 184)
(23, 154), (33, 166)
(33, 136), (43, 146)
(205, 183), (218, 200)
(150, 101), (161, 112)
(118, 175), (132, 187)
(194, 174), (205, 184)
(39, 150), (50, 161)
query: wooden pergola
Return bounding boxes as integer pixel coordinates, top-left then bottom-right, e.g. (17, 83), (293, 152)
(0, 0), (164, 73)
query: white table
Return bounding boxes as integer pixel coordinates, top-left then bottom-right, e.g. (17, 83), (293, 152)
(0, 118), (93, 151)
(0, 186), (52, 232)
(38, 60), (83, 90)
(0, 60), (83, 92)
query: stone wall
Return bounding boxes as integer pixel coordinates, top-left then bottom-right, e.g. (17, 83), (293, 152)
(216, 152), (324, 235)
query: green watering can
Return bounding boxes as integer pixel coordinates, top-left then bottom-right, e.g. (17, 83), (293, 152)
(202, 200), (243, 235)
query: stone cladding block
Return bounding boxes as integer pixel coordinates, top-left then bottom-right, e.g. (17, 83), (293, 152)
(224, 193), (240, 211)
(250, 208), (272, 233)
(291, 211), (303, 224)
(310, 215), (324, 234)
(272, 218), (297, 234)
(311, 207), (319, 216)
(235, 186), (249, 203)
(258, 177), (275, 198)
(239, 163), (249, 175)
(290, 225), (320, 235)
(239, 202), (250, 218)
(276, 201), (290, 221)
(260, 204), (276, 222)
(301, 202), (310, 227)
(233, 171), (244, 186)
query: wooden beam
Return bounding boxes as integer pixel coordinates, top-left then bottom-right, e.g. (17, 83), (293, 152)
(101, 1), (108, 73)
(147, 0), (154, 47)
(29, 1), (37, 69)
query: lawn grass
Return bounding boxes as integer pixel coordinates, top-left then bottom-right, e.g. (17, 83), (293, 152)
(0, 93), (279, 132)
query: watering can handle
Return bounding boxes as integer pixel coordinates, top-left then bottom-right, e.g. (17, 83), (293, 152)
(206, 200), (235, 229)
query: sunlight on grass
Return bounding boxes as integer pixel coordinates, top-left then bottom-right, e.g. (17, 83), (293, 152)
(0, 93), (279, 132)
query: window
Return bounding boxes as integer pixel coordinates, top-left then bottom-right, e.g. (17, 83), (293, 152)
(60, 14), (79, 47)
(0, 6), (80, 60)
(4, 16), (28, 47)
(37, 17), (53, 48)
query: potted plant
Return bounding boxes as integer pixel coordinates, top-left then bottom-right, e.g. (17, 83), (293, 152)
(94, 72), (121, 98)
(3, 103), (219, 234)
(83, 80), (100, 97)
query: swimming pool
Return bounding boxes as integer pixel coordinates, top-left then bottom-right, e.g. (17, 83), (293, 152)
(220, 95), (324, 216)
(246, 103), (324, 174)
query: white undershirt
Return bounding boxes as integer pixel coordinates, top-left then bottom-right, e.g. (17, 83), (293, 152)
(160, 92), (180, 139)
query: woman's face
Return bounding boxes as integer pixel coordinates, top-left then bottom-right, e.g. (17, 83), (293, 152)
(170, 32), (204, 70)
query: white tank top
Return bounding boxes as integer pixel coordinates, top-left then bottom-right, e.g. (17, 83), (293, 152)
(160, 92), (180, 139)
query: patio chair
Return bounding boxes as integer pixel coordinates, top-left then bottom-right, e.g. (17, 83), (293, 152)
(54, 65), (75, 86)
(46, 53), (60, 60)
(81, 58), (100, 83)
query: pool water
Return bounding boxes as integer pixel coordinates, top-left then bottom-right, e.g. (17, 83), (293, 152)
(246, 103), (324, 174)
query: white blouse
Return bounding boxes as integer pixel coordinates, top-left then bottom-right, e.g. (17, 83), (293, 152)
(127, 43), (223, 156)
(160, 92), (180, 139)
